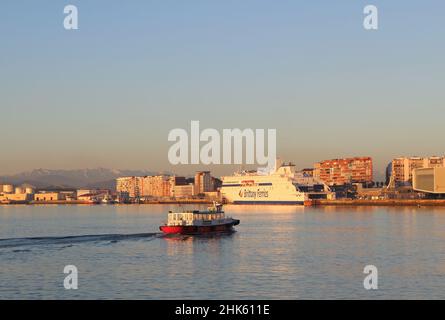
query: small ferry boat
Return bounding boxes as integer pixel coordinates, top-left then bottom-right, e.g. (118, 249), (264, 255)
(159, 202), (240, 235)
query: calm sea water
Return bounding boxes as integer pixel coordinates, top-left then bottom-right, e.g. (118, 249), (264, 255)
(0, 204), (444, 299)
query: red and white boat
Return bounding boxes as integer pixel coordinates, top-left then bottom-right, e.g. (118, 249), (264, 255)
(159, 202), (240, 235)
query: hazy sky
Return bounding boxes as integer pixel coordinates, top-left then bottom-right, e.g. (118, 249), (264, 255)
(1, 1), (444, 179)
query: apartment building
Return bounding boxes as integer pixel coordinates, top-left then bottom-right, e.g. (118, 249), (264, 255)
(313, 157), (373, 186)
(116, 176), (141, 198)
(117, 175), (189, 198)
(391, 156), (445, 185)
(194, 171), (213, 195)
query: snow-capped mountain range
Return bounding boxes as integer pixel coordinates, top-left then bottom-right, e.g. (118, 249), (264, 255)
(0, 168), (162, 189)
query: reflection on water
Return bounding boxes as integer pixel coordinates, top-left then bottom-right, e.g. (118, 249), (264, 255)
(164, 231), (236, 256)
(0, 204), (444, 299)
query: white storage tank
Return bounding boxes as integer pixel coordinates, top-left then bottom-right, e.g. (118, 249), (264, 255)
(3, 184), (14, 193)
(15, 187), (26, 194)
(25, 187), (35, 194)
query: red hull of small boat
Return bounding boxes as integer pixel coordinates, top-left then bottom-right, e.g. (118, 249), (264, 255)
(160, 220), (240, 235)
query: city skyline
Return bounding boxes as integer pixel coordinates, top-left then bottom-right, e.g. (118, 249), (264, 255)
(4, 154), (445, 183)
(1, 1), (444, 179)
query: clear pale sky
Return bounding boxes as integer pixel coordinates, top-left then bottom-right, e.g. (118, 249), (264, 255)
(0, 1), (444, 179)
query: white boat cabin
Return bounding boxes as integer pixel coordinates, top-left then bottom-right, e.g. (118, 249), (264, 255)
(167, 203), (228, 226)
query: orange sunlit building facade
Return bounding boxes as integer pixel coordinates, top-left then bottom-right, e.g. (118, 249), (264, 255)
(313, 157), (373, 186)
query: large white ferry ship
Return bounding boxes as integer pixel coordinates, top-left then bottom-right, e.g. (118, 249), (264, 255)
(221, 159), (332, 205)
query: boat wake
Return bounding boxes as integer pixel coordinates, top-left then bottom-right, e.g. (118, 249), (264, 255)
(0, 232), (162, 250)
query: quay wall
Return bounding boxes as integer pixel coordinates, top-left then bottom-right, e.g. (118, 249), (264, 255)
(313, 199), (445, 206)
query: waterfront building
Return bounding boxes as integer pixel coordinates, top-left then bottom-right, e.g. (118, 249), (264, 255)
(313, 157), (373, 186)
(170, 176), (187, 186)
(1, 184), (14, 194)
(116, 176), (141, 198)
(194, 171), (213, 195)
(412, 167), (445, 194)
(76, 189), (109, 201)
(391, 156), (445, 186)
(77, 193), (100, 203)
(61, 191), (77, 201)
(171, 184), (195, 198)
(140, 175), (172, 197)
(34, 192), (65, 202)
(77, 189), (109, 197)
(0, 193), (33, 203)
(22, 184), (36, 195)
(117, 175), (188, 198)
(77, 189), (95, 197)
(117, 191), (130, 202)
(300, 168), (314, 177)
(117, 173), (213, 199)
(15, 187), (25, 194)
